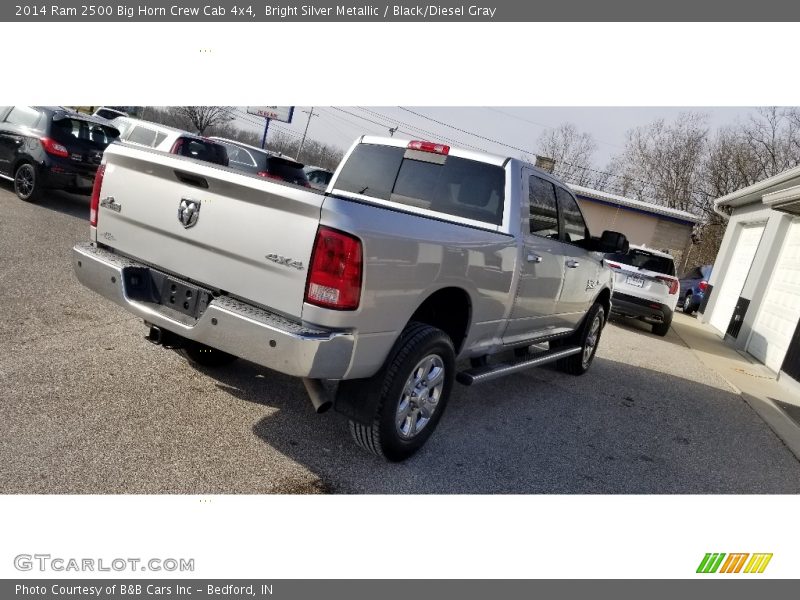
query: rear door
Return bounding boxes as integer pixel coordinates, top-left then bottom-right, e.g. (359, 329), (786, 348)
(96, 143), (325, 319)
(605, 248), (677, 306)
(504, 171), (568, 343)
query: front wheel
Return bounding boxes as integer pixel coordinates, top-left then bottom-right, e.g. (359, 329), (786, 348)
(343, 322), (455, 461)
(682, 293), (695, 314)
(555, 303), (605, 375)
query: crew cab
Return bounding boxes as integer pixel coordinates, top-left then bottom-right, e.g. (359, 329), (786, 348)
(73, 136), (627, 461)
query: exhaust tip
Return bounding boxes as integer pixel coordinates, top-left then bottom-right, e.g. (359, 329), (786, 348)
(314, 400), (333, 414)
(302, 378), (333, 415)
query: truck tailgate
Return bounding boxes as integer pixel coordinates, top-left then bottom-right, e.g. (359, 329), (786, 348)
(95, 143), (323, 319)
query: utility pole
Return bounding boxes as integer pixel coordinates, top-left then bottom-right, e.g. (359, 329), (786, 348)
(260, 118), (271, 149)
(297, 107), (318, 160)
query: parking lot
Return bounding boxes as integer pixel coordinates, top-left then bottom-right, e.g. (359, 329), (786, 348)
(2, 184), (800, 494)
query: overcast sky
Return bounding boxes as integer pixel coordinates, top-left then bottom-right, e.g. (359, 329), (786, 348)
(231, 106), (759, 166)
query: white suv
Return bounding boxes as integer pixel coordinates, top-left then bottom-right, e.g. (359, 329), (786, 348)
(604, 245), (679, 336)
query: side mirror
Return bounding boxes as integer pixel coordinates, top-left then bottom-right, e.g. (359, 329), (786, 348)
(596, 230), (629, 254)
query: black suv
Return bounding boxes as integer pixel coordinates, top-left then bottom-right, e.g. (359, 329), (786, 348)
(210, 137), (310, 187)
(0, 106), (120, 202)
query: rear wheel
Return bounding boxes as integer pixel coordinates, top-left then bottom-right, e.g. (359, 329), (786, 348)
(180, 341), (238, 367)
(652, 315), (672, 337)
(555, 303), (605, 375)
(343, 322), (455, 461)
(14, 163), (42, 202)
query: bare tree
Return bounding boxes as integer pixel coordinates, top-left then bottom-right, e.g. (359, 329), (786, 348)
(610, 112), (709, 215)
(170, 106), (234, 135)
(535, 123), (598, 186)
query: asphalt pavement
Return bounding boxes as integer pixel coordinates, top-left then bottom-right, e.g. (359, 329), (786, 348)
(2, 184), (799, 493)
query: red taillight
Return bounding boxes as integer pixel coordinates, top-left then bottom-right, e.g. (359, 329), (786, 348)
(305, 226), (363, 310)
(698, 280), (708, 292)
(656, 275), (679, 295)
(89, 164), (105, 227)
(605, 261), (622, 270)
(407, 140), (450, 155)
(40, 137), (69, 158)
(257, 171), (281, 180)
(170, 138), (184, 154)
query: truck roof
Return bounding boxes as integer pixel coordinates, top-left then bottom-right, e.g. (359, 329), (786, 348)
(360, 135), (509, 167)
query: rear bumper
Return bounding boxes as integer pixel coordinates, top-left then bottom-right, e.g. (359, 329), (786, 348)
(72, 242), (354, 379)
(41, 157), (98, 193)
(611, 292), (673, 323)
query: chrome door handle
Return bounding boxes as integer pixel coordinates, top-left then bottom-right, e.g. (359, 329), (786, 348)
(566, 259), (580, 268)
(527, 253), (542, 263)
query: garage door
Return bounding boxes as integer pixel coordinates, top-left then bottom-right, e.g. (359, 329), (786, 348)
(747, 218), (800, 372)
(709, 222), (765, 335)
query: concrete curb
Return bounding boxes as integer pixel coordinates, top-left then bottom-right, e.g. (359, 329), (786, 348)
(671, 313), (800, 463)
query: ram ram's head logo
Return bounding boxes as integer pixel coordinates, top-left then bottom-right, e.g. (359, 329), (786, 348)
(178, 198), (201, 229)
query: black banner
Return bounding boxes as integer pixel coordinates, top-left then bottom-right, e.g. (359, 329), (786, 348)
(4, 580), (800, 600)
(3, 0), (800, 22)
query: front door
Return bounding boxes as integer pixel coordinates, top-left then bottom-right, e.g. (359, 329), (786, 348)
(553, 186), (604, 329)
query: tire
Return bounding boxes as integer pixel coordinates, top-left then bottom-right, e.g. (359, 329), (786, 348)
(180, 341), (238, 367)
(14, 162), (42, 202)
(555, 303), (605, 375)
(652, 316), (672, 337)
(344, 322), (455, 462)
(682, 293), (695, 314)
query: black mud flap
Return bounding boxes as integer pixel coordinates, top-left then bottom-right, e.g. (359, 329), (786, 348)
(333, 376), (384, 425)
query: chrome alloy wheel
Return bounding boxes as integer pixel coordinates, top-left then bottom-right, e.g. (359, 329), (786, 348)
(582, 314), (602, 367)
(395, 354), (446, 440)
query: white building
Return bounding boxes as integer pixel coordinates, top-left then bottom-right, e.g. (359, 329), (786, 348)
(699, 166), (800, 389)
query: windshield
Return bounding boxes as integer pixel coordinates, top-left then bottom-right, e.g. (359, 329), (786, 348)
(605, 249), (676, 276)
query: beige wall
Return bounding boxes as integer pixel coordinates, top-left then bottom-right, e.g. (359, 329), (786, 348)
(577, 198), (693, 258)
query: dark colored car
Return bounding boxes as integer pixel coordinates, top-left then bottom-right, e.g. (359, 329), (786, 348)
(211, 137), (310, 187)
(679, 264), (713, 314)
(304, 165), (334, 190)
(0, 106), (120, 202)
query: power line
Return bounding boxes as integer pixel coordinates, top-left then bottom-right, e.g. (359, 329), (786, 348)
(397, 106), (705, 200)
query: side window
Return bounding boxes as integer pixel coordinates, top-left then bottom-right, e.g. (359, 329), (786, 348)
(5, 106), (41, 128)
(126, 126), (158, 147)
(556, 187), (588, 245)
(528, 175), (559, 239)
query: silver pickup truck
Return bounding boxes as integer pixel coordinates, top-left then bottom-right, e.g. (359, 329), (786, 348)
(73, 136), (628, 461)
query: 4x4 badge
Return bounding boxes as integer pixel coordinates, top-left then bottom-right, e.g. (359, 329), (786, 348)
(178, 198), (201, 229)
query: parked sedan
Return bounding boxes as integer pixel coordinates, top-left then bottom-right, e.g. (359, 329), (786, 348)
(679, 264), (713, 314)
(0, 106), (120, 201)
(115, 118), (229, 167)
(210, 137), (311, 187)
(304, 165), (334, 190)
